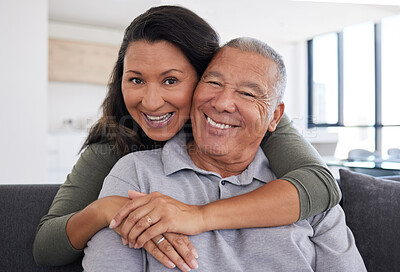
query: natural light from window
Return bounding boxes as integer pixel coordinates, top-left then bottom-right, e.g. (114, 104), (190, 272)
(310, 15), (400, 160)
(343, 22), (375, 126)
(312, 34), (339, 124)
(381, 15), (400, 157)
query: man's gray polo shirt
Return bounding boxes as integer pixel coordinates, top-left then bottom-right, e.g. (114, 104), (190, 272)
(83, 132), (366, 272)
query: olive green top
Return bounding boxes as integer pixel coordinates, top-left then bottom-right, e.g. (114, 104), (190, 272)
(33, 114), (341, 265)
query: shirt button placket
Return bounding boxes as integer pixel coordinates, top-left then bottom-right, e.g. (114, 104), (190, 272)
(219, 180), (227, 199)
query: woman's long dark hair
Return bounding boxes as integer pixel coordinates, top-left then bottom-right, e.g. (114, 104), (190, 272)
(81, 5), (220, 155)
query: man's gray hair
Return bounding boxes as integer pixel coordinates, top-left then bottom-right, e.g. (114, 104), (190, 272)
(224, 37), (287, 105)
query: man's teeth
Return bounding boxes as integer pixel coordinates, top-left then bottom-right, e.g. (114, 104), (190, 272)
(207, 116), (233, 129)
(146, 113), (172, 122)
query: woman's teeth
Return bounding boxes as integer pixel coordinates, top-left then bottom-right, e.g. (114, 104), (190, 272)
(207, 116), (232, 129)
(145, 113), (172, 122)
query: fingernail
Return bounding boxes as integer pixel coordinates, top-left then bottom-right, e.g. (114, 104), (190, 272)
(182, 263), (191, 271)
(166, 261), (176, 269)
(129, 242), (134, 248)
(192, 248), (199, 259)
(191, 259), (199, 269)
(134, 243), (140, 249)
(109, 219), (116, 229)
(122, 238), (128, 245)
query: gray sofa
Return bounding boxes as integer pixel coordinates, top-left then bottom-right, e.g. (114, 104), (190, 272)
(0, 169), (399, 271)
(0, 184), (82, 271)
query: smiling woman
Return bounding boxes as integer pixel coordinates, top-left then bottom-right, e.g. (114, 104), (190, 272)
(121, 40), (197, 141)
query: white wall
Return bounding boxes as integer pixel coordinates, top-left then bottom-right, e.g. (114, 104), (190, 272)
(45, 22), (124, 183)
(49, 21), (123, 45)
(0, 0), (48, 184)
(47, 82), (107, 132)
(47, 22), (122, 132)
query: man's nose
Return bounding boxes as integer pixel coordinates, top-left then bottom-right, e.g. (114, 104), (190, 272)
(210, 88), (236, 113)
(141, 84), (165, 111)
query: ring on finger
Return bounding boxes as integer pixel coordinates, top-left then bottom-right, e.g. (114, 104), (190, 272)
(155, 236), (165, 246)
(145, 215), (153, 225)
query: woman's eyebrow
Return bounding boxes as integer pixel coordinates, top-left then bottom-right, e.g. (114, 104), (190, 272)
(124, 69), (184, 76)
(161, 69), (184, 76)
(125, 70), (142, 75)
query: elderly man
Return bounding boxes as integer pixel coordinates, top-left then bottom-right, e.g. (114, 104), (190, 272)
(83, 38), (366, 271)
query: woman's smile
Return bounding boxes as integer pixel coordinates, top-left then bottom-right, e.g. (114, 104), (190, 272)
(142, 112), (175, 129)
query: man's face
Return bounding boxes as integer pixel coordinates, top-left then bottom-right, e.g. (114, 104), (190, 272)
(191, 46), (284, 161)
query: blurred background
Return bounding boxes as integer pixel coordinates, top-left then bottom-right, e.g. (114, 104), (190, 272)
(1, 0), (399, 184)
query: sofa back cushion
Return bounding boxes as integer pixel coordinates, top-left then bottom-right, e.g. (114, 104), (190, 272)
(339, 169), (400, 272)
(0, 184), (82, 271)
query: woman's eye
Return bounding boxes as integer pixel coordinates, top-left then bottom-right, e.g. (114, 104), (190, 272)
(164, 78), (177, 85)
(131, 78), (143, 84)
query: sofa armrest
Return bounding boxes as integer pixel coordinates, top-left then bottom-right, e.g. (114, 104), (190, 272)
(0, 184), (82, 271)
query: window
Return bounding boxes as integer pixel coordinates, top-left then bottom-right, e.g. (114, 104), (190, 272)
(308, 15), (400, 160)
(310, 33), (339, 124)
(343, 22), (375, 127)
(381, 15), (400, 156)
(382, 15), (400, 126)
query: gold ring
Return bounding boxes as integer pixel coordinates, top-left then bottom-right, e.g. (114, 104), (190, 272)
(145, 215), (152, 225)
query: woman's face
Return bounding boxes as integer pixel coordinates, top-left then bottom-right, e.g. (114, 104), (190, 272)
(122, 40), (198, 141)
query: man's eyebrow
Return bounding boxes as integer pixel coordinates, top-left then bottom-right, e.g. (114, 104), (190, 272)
(203, 71), (224, 79)
(242, 82), (267, 96)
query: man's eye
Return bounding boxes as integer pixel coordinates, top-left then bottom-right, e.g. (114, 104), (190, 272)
(240, 92), (256, 98)
(131, 78), (143, 84)
(164, 78), (177, 85)
(208, 81), (221, 86)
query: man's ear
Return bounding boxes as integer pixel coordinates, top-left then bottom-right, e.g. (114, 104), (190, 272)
(267, 103), (285, 132)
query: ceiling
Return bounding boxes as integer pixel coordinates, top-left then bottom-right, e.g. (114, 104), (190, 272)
(49, 0), (400, 43)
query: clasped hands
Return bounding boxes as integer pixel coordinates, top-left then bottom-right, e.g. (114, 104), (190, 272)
(107, 191), (205, 271)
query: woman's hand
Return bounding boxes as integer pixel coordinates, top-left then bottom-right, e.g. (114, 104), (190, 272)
(109, 192), (200, 271)
(110, 191), (206, 248)
(97, 196), (130, 227)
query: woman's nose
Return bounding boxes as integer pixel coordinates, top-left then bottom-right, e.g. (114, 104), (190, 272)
(141, 84), (165, 111)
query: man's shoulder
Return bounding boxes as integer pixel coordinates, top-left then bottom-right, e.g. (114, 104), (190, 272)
(108, 147), (164, 178)
(122, 147), (163, 163)
(306, 204), (345, 228)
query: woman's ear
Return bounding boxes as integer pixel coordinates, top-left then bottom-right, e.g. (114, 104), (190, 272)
(267, 103), (285, 132)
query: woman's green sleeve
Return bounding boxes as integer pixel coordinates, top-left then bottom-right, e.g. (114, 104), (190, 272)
(261, 113), (341, 220)
(33, 143), (121, 266)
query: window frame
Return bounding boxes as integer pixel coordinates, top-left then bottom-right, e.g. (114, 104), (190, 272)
(307, 21), (399, 156)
